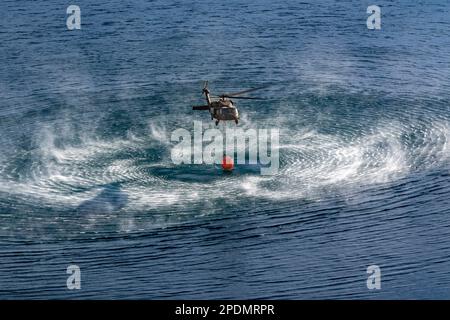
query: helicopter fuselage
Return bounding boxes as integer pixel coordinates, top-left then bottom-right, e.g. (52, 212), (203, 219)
(210, 100), (239, 121)
(193, 82), (266, 125)
(203, 88), (239, 124)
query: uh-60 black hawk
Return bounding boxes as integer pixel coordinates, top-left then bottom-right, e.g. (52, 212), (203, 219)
(192, 81), (267, 125)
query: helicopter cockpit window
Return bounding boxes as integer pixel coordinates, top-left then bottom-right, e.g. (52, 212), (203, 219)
(222, 108), (234, 115)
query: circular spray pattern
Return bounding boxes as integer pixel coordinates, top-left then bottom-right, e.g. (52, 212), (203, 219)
(0, 91), (448, 240)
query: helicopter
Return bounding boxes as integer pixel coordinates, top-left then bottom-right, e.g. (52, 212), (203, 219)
(192, 81), (266, 125)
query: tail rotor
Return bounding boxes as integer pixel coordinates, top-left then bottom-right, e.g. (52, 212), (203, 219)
(202, 81), (209, 95)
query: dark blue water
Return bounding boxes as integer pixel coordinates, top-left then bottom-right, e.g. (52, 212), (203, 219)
(0, 0), (449, 299)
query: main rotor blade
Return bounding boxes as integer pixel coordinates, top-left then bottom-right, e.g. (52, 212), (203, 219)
(222, 85), (270, 97)
(193, 105), (210, 110)
(225, 96), (264, 100)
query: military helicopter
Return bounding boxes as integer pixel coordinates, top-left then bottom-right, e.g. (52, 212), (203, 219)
(192, 81), (266, 125)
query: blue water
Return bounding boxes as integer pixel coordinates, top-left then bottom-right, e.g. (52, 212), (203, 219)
(0, 0), (449, 299)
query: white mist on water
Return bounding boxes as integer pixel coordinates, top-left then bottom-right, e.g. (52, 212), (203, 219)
(0, 107), (448, 219)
